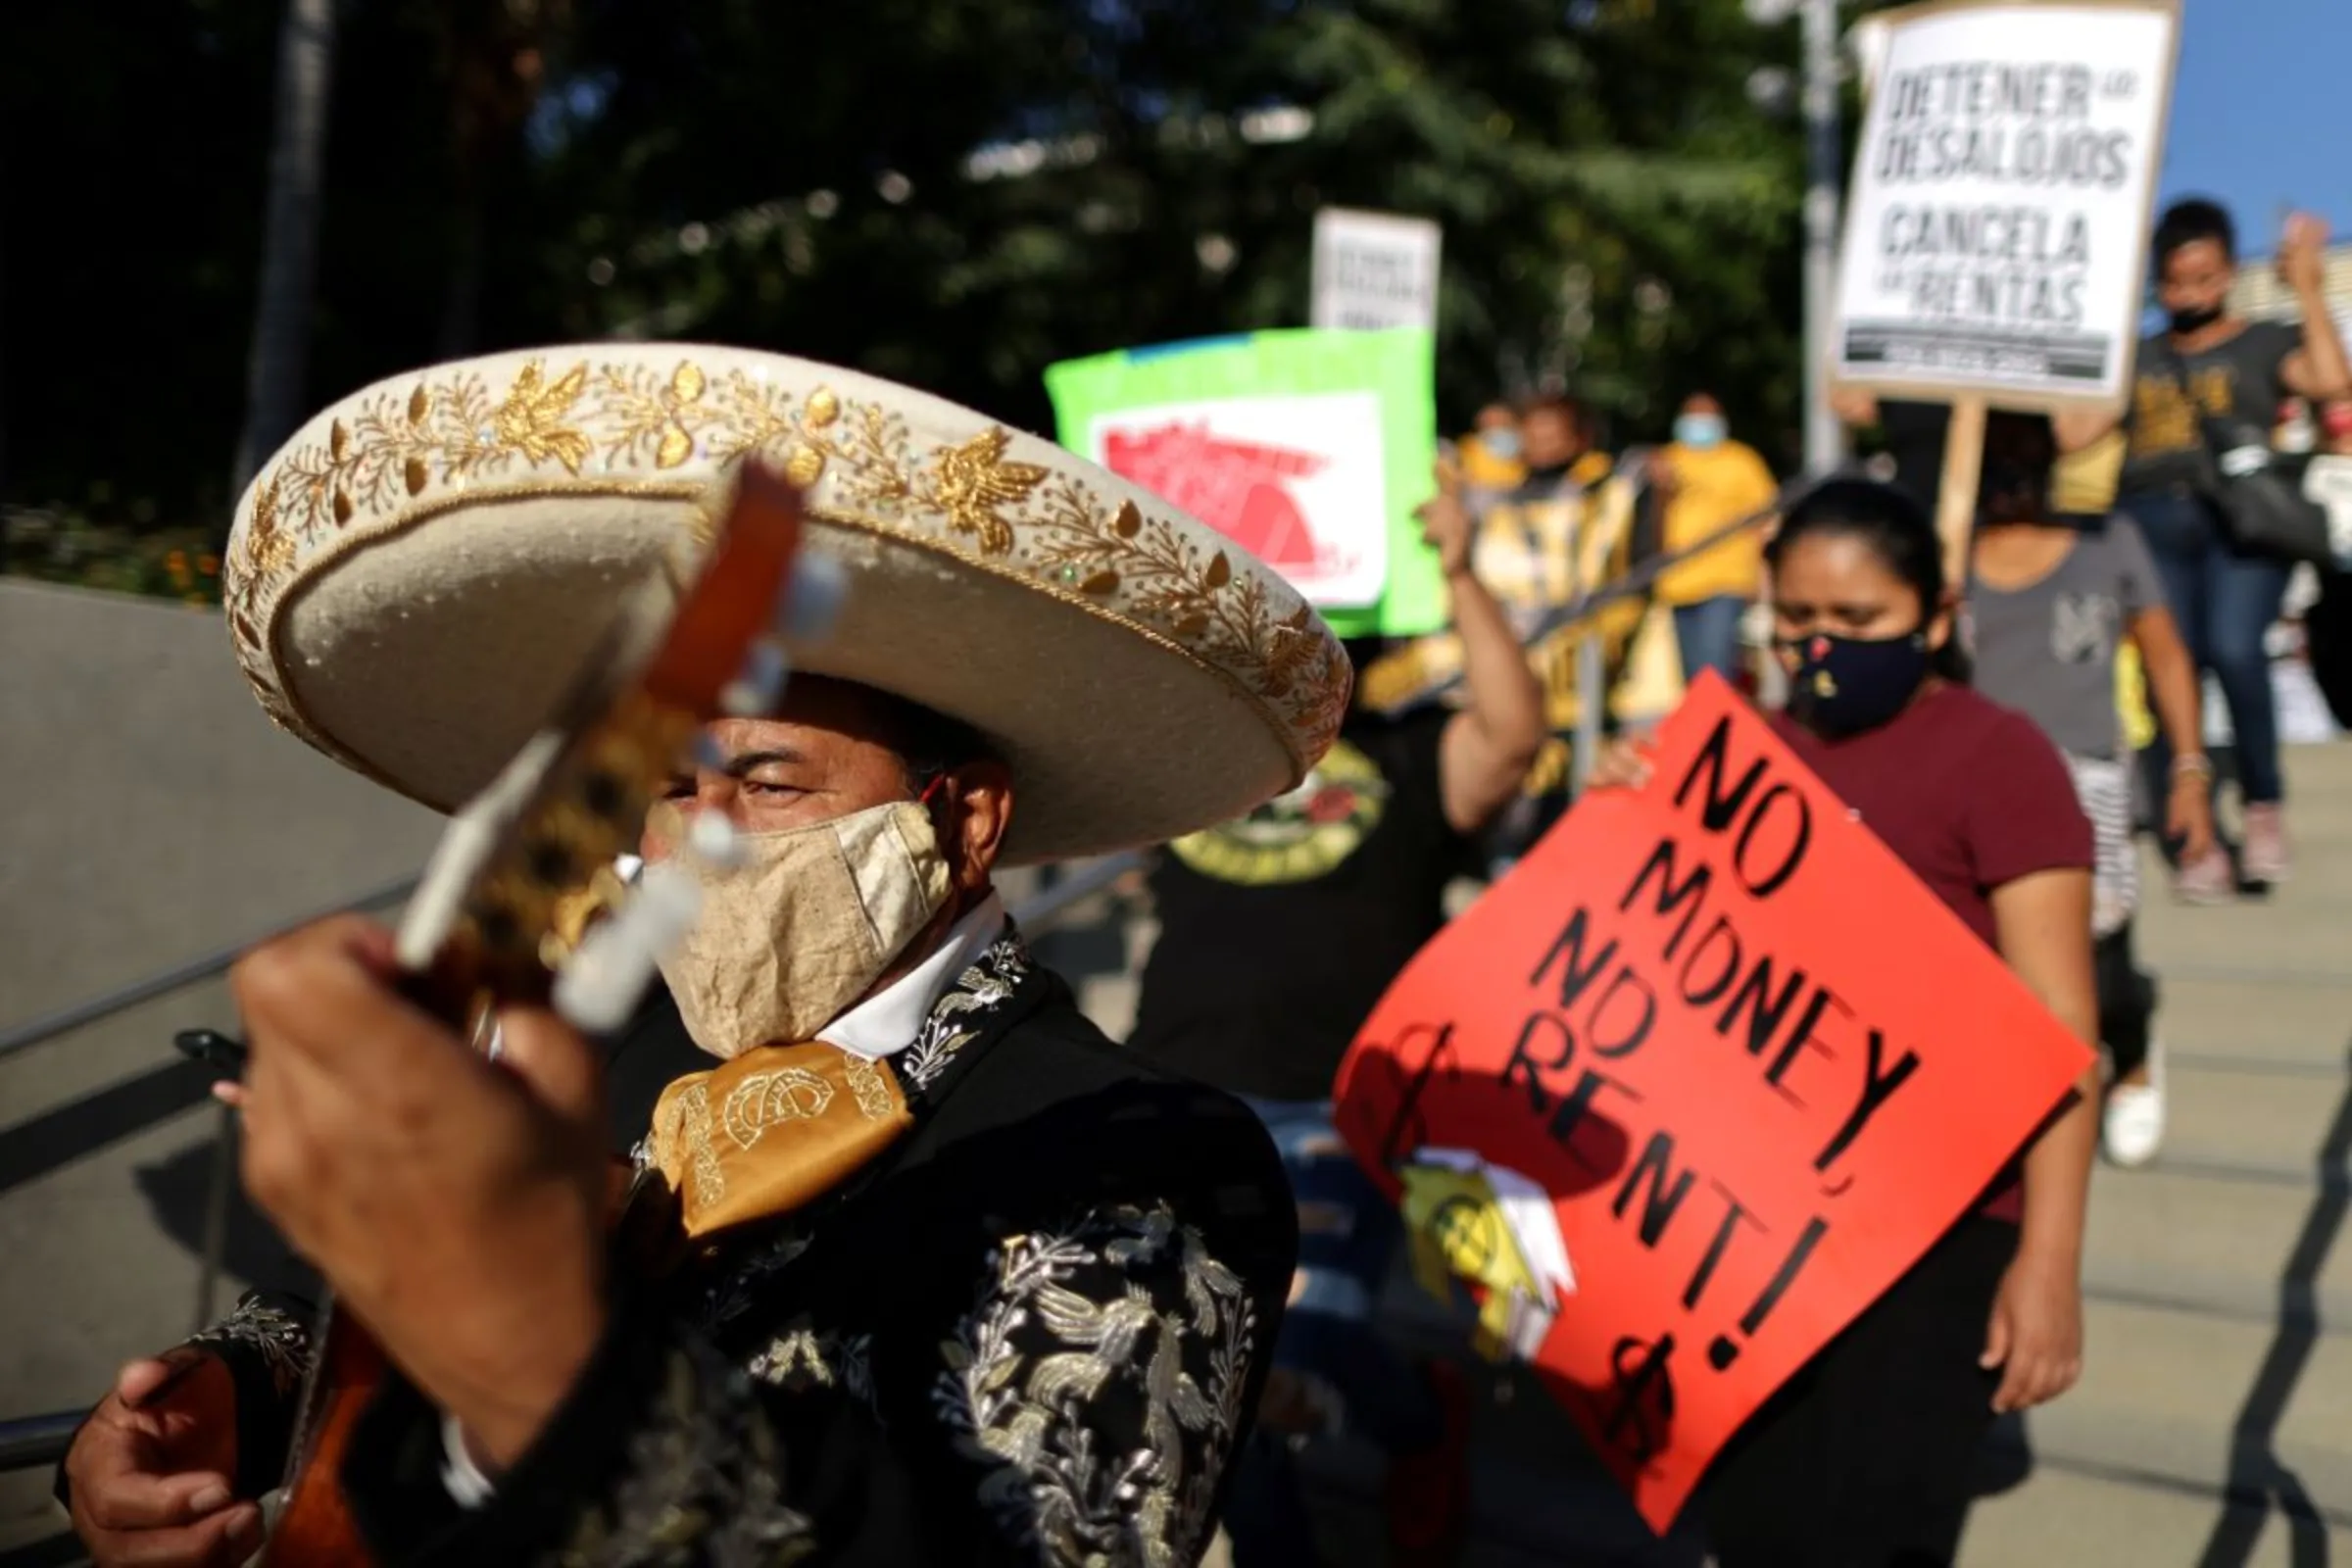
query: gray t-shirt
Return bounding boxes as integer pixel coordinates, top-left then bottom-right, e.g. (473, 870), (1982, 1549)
(1968, 517), (2165, 760)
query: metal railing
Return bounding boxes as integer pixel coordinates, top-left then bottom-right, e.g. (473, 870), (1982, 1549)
(0, 1410), (82, 1475)
(0, 851), (1148, 1480)
(0, 878), (422, 1066)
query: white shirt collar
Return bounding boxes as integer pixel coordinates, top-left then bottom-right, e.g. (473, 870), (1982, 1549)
(817, 891), (1007, 1061)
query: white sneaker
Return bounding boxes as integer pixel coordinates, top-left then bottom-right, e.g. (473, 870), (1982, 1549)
(2102, 1042), (2167, 1167)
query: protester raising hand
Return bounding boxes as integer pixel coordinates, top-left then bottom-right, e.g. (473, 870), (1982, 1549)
(1582, 737), (1656, 793)
(1413, 453), (1475, 577)
(2278, 209), (2336, 298)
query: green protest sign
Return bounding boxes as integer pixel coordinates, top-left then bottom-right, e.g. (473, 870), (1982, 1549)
(1044, 328), (1444, 637)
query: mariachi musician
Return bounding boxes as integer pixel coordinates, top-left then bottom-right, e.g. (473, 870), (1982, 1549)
(59, 345), (1350, 1567)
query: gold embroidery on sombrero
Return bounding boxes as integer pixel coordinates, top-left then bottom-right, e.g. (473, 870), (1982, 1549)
(1020, 487), (1347, 715)
(229, 354), (1351, 763)
(245, 362), (594, 551)
(927, 427), (1052, 554)
(241, 476), (299, 580)
(492, 361), (595, 469)
(593, 359), (710, 470)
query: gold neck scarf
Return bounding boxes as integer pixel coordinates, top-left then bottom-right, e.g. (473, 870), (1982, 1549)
(643, 1040), (913, 1240)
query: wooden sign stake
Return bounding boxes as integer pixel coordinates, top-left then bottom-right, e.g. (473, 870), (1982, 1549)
(1934, 396), (1986, 604)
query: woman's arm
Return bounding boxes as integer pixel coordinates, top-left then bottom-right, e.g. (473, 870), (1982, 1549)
(2055, 408), (2122, 454)
(1421, 466), (1548, 835)
(2128, 603), (2217, 862)
(1985, 865), (2099, 1414)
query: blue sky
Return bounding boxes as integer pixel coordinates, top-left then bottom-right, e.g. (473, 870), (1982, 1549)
(2161, 0), (2349, 255)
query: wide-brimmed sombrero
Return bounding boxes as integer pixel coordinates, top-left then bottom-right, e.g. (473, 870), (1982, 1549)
(223, 344), (1350, 864)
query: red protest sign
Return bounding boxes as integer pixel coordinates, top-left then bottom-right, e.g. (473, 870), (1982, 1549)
(1334, 673), (2093, 1532)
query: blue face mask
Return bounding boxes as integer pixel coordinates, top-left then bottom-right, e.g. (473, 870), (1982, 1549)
(1777, 630), (1931, 736)
(1675, 413), (1729, 450)
(1482, 428), (1522, 462)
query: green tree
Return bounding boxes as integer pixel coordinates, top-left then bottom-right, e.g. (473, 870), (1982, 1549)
(232, 0), (338, 495)
(3, 0), (1853, 544)
(523, 0), (1809, 453)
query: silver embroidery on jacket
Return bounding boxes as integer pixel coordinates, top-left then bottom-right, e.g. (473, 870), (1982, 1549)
(186, 1294), (313, 1399)
(933, 1203), (1255, 1568)
(749, 1326), (876, 1408)
(556, 1345), (816, 1568)
(902, 931), (1028, 1092)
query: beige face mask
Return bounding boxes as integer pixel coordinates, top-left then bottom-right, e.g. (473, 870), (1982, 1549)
(652, 800), (954, 1059)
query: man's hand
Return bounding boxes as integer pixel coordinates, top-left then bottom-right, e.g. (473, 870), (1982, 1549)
(2281, 213), (2333, 296)
(66, 1349), (261, 1567)
(229, 916), (611, 1470)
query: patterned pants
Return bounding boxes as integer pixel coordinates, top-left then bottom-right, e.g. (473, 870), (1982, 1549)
(2063, 753), (2138, 939)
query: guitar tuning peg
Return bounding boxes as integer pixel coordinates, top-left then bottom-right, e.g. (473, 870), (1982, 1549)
(688, 809), (747, 870)
(614, 854), (645, 886)
(719, 638), (791, 717)
(779, 556), (848, 645)
(553, 860), (704, 1035)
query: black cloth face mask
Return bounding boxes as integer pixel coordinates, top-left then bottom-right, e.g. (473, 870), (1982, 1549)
(2167, 302), (2226, 335)
(1777, 629), (1932, 736)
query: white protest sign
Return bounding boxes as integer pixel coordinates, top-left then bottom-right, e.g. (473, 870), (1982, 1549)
(1311, 208), (1443, 333)
(1834, 1), (2180, 409)
(1086, 391), (1392, 608)
(1849, 15), (1894, 97)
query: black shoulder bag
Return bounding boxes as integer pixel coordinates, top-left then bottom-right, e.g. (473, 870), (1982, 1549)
(2158, 335), (2335, 564)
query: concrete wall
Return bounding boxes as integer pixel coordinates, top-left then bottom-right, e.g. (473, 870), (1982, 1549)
(0, 580), (440, 1033)
(0, 581), (441, 1538)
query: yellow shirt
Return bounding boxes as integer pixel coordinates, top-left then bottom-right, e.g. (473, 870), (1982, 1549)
(1367, 471), (1642, 740)
(1466, 453), (1624, 636)
(2053, 429), (2126, 514)
(1568, 449), (1615, 490)
(1656, 440), (1778, 606)
(2117, 641), (2157, 752)
(1457, 432), (1527, 494)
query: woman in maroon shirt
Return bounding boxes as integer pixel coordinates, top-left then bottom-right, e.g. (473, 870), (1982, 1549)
(1593, 478), (2099, 1565)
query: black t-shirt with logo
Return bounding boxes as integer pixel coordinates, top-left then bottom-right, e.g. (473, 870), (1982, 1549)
(1128, 706), (1471, 1102)
(2123, 319), (2302, 490)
